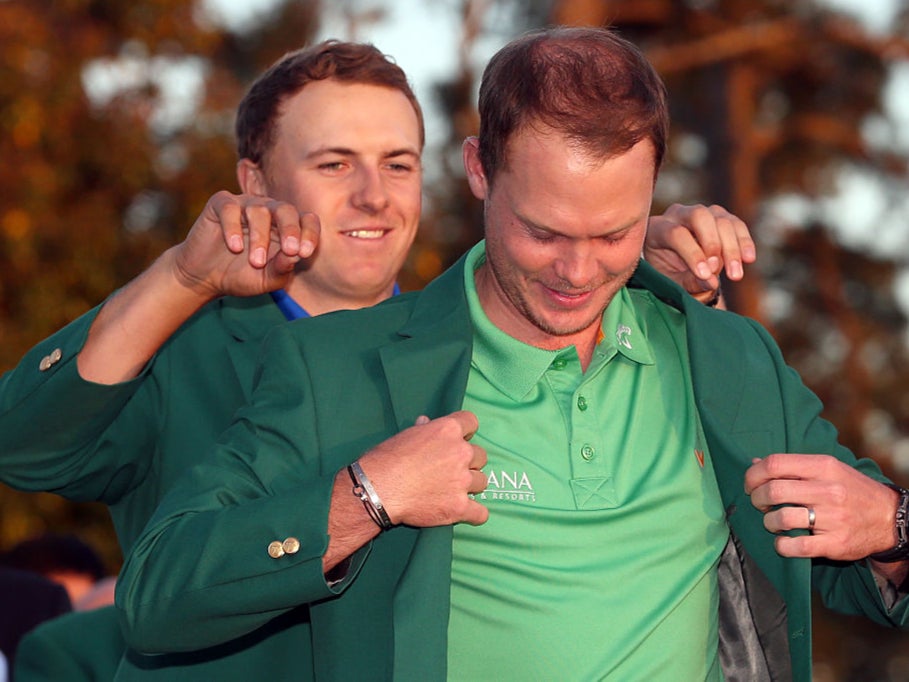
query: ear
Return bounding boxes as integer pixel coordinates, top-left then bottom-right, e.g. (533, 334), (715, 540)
(237, 158), (268, 197)
(462, 137), (488, 201)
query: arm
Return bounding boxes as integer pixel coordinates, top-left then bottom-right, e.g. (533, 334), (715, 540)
(740, 320), (909, 625)
(78, 192), (317, 384)
(0, 192), (316, 497)
(117, 325), (487, 653)
(645, 203), (756, 308)
(746, 454), (909, 598)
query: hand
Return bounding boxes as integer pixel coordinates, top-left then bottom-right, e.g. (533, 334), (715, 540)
(171, 191), (319, 300)
(745, 453), (899, 561)
(358, 411), (489, 527)
(644, 203), (756, 302)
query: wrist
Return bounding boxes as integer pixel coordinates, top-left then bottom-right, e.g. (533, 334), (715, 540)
(869, 484), (909, 563)
(348, 461), (394, 531)
(691, 286), (722, 308)
(164, 245), (222, 305)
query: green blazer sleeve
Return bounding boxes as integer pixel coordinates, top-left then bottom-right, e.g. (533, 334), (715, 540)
(116, 322), (365, 654)
(0, 303), (151, 498)
(14, 607), (124, 682)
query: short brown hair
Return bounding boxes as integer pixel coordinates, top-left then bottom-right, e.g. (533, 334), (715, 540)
(236, 40), (425, 166)
(477, 27), (668, 183)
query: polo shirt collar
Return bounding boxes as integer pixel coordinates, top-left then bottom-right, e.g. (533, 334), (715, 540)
(463, 241), (655, 401)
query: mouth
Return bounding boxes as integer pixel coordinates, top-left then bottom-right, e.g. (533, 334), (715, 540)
(542, 284), (596, 308)
(342, 229), (390, 240)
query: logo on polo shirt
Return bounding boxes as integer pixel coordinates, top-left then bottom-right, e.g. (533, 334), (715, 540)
(473, 470), (536, 503)
(616, 324), (633, 349)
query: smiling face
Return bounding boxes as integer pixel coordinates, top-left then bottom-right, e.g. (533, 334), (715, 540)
(464, 128), (656, 360)
(240, 79), (422, 315)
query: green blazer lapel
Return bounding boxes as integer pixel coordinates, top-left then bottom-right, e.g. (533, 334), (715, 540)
(379, 256), (474, 429)
(631, 261), (811, 670)
(219, 294), (286, 401)
(379, 257), (474, 680)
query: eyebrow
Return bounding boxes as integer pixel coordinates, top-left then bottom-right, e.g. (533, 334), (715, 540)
(517, 211), (646, 239)
(305, 146), (421, 161)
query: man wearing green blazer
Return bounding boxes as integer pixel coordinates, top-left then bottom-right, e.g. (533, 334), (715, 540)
(118, 27), (909, 681)
(1, 38), (752, 681)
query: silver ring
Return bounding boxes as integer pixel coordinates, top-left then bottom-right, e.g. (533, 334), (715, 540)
(807, 507), (816, 533)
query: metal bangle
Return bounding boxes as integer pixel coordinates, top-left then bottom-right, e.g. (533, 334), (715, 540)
(348, 461), (394, 531)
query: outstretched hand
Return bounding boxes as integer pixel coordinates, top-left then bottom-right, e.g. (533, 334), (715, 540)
(172, 191), (320, 300)
(645, 203), (756, 303)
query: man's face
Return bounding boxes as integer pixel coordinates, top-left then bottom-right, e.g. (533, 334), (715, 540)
(251, 80), (422, 314)
(465, 128), (655, 351)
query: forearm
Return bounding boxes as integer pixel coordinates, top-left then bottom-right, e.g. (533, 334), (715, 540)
(117, 465), (372, 653)
(0, 307), (145, 491)
(77, 246), (215, 384)
(324, 467), (384, 575)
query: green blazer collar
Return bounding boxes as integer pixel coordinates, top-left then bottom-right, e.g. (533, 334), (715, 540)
(218, 294), (286, 400)
(380, 255), (475, 429)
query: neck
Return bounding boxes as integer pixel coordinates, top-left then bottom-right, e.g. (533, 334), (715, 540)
(283, 277), (394, 317)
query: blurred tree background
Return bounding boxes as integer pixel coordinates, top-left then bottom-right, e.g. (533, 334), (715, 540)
(2, 0), (908, 677)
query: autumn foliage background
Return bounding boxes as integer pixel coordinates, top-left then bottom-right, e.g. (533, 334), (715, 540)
(2, 0), (909, 678)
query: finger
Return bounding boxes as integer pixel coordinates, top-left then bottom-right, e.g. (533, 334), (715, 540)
(243, 203), (273, 268)
(744, 453), (819, 494)
(670, 227), (718, 285)
(449, 410), (480, 440)
(711, 210), (752, 281)
(751, 478), (823, 513)
(461, 499), (490, 526)
(211, 195), (246, 254)
(682, 205), (724, 261)
(763, 505), (813, 534)
(468, 468), (488, 493)
(732, 215), (757, 264)
(297, 212), (319, 258)
(270, 202), (304, 257)
(773, 534), (816, 558)
(469, 443), (487, 471)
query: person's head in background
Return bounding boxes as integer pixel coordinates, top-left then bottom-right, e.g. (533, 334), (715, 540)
(1, 533), (107, 606)
(235, 40), (426, 316)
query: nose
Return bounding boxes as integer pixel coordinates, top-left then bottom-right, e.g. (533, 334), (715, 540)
(553, 242), (598, 289)
(351, 166), (390, 213)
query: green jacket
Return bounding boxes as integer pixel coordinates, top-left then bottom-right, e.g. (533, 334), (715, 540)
(0, 294), (313, 679)
(0, 293), (286, 552)
(118, 255), (909, 682)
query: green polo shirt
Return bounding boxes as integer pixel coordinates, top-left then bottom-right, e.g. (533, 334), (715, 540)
(446, 242), (728, 680)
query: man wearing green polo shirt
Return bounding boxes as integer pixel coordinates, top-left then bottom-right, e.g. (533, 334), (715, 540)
(118, 27), (909, 681)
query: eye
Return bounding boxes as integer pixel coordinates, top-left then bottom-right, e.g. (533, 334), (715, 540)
(526, 225), (560, 243)
(385, 159), (418, 174)
(600, 229), (630, 244)
(318, 161), (346, 172)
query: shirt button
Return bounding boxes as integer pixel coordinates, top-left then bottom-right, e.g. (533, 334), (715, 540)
(581, 445), (595, 461)
(282, 537), (301, 555)
(551, 358), (567, 370)
(267, 541), (285, 559)
(577, 396), (588, 411)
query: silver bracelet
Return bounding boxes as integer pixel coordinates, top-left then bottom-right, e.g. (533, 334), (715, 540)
(348, 461), (394, 531)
